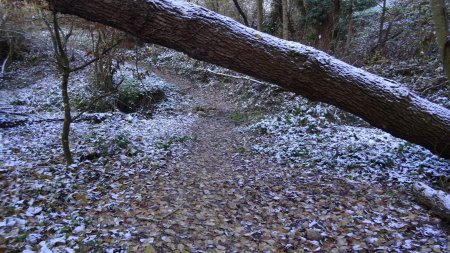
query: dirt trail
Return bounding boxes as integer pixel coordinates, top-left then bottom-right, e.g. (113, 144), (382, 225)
(123, 73), (449, 252)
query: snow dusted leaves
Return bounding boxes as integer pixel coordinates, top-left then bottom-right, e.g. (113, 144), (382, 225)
(25, 207), (43, 217)
(247, 98), (450, 187)
(1, 45), (449, 252)
(0, 70), (196, 251)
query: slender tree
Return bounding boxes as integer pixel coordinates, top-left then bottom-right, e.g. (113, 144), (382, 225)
(282, 0), (288, 39)
(232, 0), (249, 27)
(292, 0), (306, 40)
(42, 12), (75, 164)
(256, 0), (263, 31)
(344, 0), (354, 56)
(430, 0), (450, 82)
(376, 0), (387, 51)
(42, 11), (120, 165)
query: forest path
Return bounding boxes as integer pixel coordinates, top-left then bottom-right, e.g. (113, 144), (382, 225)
(124, 71), (449, 252)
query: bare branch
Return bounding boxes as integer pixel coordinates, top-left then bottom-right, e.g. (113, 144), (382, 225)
(71, 91), (116, 122)
(69, 39), (122, 73)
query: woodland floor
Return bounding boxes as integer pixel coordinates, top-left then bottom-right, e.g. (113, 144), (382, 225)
(1, 66), (450, 252)
(103, 71), (450, 252)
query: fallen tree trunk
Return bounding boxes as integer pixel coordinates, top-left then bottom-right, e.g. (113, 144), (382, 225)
(412, 182), (450, 221)
(46, 0), (450, 158)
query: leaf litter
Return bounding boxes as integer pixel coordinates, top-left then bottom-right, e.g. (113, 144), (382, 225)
(0, 48), (449, 252)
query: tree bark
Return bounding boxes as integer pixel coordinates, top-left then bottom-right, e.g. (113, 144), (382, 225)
(256, 0), (264, 32)
(50, 11), (73, 166)
(430, 0), (450, 82)
(281, 0), (289, 40)
(46, 0), (450, 158)
(61, 71), (73, 165)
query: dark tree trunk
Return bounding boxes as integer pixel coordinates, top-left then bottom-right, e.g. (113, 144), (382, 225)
(232, 0), (249, 27)
(343, 0), (354, 56)
(256, 0), (264, 31)
(294, 0), (307, 40)
(375, 0), (387, 52)
(281, 0), (289, 40)
(61, 70), (73, 165)
(430, 0), (450, 82)
(318, 0), (341, 51)
(47, 0), (450, 158)
(49, 11), (74, 166)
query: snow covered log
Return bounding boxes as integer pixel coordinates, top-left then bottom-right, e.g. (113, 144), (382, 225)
(46, 0), (450, 158)
(412, 182), (450, 221)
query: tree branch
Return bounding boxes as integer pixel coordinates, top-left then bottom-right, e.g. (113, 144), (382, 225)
(71, 91), (116, 122)
(69, 39), (122, 73)
(232, 0), (249, 26)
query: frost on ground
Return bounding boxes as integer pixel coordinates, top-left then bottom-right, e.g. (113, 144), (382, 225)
(0, 59), (197, 251)
(247, 96), (450, 187)
(1, 41), (450, 251)
(153, 48), (450, 188)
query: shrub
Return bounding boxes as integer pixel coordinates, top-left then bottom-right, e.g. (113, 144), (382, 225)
(117, 79), (142, 113)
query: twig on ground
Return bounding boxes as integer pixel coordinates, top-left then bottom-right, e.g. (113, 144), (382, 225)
(203, 69), (266, 85)
(0, 110), (29, 116)
(71, 91), (117, 123)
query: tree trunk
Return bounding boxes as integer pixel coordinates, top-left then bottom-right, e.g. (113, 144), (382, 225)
(375, 0), (387, 52)
(430, 0), (450, 82)
(256, 0), (264, 32)
(61, 70), (73, 165)
(331, 0), (341, 44)
(294, 0), (306, 40)
(50, 11), (74, 166)
(318, 0), (341, 52)
(232, 0), (249, 27)
(0, 37), (13, 78)
(46, 0), (450, 158)
(281, 0), (289, 40)
(343, 0), (354, 56)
